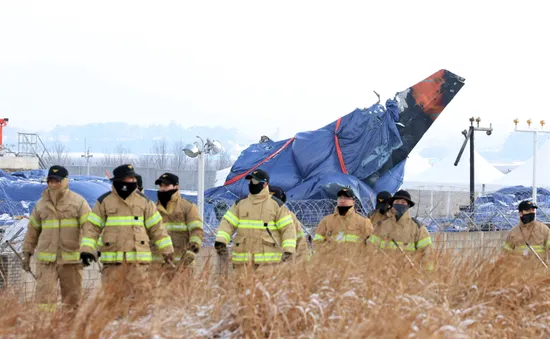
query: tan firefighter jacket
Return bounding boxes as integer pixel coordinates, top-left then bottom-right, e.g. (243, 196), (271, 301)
(23, 180), (91, 264)
(503, 220), (550, 263)
(292, 211), (310, 257)
(313, 206), (373, 248)
(152, 191), (203, 262)
(368, 209), (392, 228)
(215, 186), (296, 265)
(367, 210), (434, 271)
(80, 187), (173, 264)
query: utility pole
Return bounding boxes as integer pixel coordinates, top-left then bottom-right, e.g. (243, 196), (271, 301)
(454, 117), (493, 214)
(513, 119), (550, 204)
(81, 138), (93, 176)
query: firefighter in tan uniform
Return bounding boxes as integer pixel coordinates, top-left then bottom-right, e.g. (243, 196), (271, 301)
(313, 188), (373, 249)
(153, 172), (203, 266)
(214, 169), (296, 276)
(269, 186), (311, 258)
(79, 164), (174, 290)
(502, 200), (550, 265)
(22, 165), (91, 312)
(367, 190), (434, 271)
(368, 191), (392, 227)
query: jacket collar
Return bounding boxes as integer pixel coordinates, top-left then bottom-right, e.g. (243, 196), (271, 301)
(157, 190), (181, 214)
(248, 185), (271, 203)
(333, 205), (355, 217)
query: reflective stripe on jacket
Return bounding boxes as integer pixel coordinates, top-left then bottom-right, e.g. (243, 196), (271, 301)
(152, 191), (203, 262)
(367, 210), (434, 271)
(23, 181), (91, 264)
(215, 186), (296, 265)
(313, 207), (373, 247)
(80, 187), (173, 264)
(503, 220), (550, 263)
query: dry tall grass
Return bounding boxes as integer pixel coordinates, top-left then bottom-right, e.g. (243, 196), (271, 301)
(1, 247), (550, 338)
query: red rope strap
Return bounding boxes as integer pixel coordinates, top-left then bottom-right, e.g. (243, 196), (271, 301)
(334, 118), (348, 174)
(224, 137), (296, 186)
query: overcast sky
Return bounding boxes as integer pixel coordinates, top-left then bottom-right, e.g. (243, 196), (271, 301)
(1, 0), (548, 153)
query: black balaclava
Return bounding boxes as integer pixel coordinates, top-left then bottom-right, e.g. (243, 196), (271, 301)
(376, 202), (389, 215)
(337, 206), (352, 216)
(158, 189), (178, 208)
(393, 204), (409, 221)
(249, 182), (264, 195)
(521, 213), (535, 224)
(113, 180), (137, 200)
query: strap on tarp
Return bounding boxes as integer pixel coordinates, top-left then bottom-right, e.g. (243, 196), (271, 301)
(334, 118), (348, 174)
(224, 137), (296, 186)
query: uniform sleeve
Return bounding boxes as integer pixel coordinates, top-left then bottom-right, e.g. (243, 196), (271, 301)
(186, 203), (204, 247)
(293, 213), (309, 255)
(77, 198), (92, 227)
(544, 226), (550, 264)
(313, 217), (329, 252)
(276, 205), (296, 253)
(22, 207), (42, 254)
(362, 218), (374, 245)
(80, 200), (106, 254)
(215, 203), (238, 245)
(503, 230), (515, 253)
(416, 226), (434, 271)
(144, 200), (173, 255)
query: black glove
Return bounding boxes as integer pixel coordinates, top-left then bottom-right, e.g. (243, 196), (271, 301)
(81, 252), (96, 267)
(282, 252), (293, 262)
(189, 242), (200, 254)
(215, 241), (228, 256)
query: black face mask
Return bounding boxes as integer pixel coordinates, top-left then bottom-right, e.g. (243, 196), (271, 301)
(337, 206), (352, 216)
(376, 203), (388, 215)
(113, 180), (137, 200)
(393, 204), (409, 221)
(521, 213), (535, 224)
(249, 182), (264, 195)
(158, 189), (178, 208)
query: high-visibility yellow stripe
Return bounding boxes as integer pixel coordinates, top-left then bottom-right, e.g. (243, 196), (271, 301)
(416, 237), (432, 249)
(254, 252), (283, 262)
(237, 220), (277, 230)
(62, 252), (80, 261)
(36, 252), (56, 262)
(188, 220), (203, 231)
(282, 239), (296, 248)
(313, 234), (325, 241)
(154, 236), (173, 250)
(189, 236), (202, 246)
(232, 252), (250, 262)
(503, 242), (513, 251)
(79, 213), (89, 225)
(145, 212), (162, 229)
(87, 212), (105, 228)
(223, 211), (239, 226)
(38, 304), (56, 312)
(81, 237), (97, 250)
(276, 215), (293, 229)
(105, 216), (144, 227)
(216, 230), (231, 243)
(30, 216), (41, 228)
(100, 251), (152, 263)
(164, 223), (188, 231)
(296, 231), (305, 239)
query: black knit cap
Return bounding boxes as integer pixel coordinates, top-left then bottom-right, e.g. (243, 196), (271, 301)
(111, 164), (136, 181)
(337, 187), (355, 199)
(518, 200), (538, 212)
(269, 185), (287, 203)
(376, 191), (392, 204)
(155, 172), (179, 186)
(245, 169), (270, 183)
(47, 165), (68, 180)
(389, 190), (415, 207)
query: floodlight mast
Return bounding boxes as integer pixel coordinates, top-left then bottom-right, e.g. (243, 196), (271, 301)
(454, 117), (493, 216)
(183, 136), (224, 221)
(513, 119), (550, 204)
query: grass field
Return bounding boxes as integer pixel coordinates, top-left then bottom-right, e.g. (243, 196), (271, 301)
(1, 247), (549, 338)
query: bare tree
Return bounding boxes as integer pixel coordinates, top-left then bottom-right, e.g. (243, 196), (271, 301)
(113, 143), (133, 165)
(170, 139), (188, 171)
(98, 151), (115, 167)
(135, 154), (152, 168)
(151, 139), (169, 169)
(216, 149), (233, 171)
(48, 141), (69, 166)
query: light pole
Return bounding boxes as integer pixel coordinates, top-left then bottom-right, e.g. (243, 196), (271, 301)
(513, 119), (550, 204)
(81, 138), (93, 176)
(183, 136), (223, 221)
(454, 117), (493, 213)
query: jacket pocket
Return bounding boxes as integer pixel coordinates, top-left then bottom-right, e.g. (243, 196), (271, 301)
(100, 232), (117, 252)
(60, 227), (80, 251)
(135, 233), (151, 252)
(36, 230), (53, 253)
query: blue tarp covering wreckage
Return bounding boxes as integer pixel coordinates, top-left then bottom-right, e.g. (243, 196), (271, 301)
(205, 69), (466, 211)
